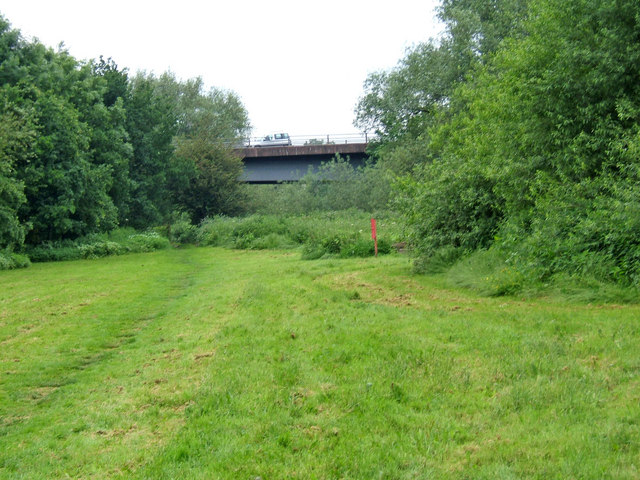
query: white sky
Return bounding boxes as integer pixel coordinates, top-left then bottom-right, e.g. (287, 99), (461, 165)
(1, 0), (442, 139)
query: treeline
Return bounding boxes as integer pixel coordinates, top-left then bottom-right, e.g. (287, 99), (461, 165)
(356, 0), (640, 291)
(0, 15), (249, 259)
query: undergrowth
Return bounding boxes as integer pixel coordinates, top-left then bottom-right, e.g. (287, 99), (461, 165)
(439, 247), (640, 303)
(194, 211), (399, 260)
(4, 211), (402, 270)
(25, 229), (171, 263)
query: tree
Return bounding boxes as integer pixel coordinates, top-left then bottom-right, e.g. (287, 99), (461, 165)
(173, 137), (246, 221)
(89, 57), (133, 224)
(124, 73), (250, 226)
(20, 89), (117, 243)
(354, 0), (529, 173)
(397, 0), (640, 284)
(165, 75), (250, 221)
(124, 73), (178, 228)
(0, 13), (253, 244)
(0, 86), (33, 249)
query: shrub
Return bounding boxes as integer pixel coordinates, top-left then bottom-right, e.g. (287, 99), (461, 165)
(0, 250), (31, 270)
(192, 211), (401, 261)
(339, 237), (392, 258)
(168, 214), (197, 245)
(126, 232), (171, 252)
(196, 216), (236, 247)
(79, 241), (126, 259)
(26, 241), (83, 263)
(233, 233), (255, 250)
(25, 231), (170, 263)
(231, 215), (288, 240)
(321, 234), (353, 254)
(339, 238), (376, 258)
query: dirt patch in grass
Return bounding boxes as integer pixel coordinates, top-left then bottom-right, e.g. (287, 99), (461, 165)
(322, 272), (479, 311)
(193, 350), (216, 361)
(30, 386), (58, 401)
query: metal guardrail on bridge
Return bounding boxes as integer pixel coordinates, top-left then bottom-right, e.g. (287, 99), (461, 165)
(244, 132), (374, 147)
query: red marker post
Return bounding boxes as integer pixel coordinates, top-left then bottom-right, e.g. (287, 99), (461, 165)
(371, 218), (378, 257)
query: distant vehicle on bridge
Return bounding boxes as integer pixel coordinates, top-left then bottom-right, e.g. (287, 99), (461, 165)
(254, 133), (292, 147)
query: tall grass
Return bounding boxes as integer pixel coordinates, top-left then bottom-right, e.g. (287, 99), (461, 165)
(195, 211), (400, 258)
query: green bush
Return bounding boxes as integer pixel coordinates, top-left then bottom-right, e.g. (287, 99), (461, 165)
(387, 0), (640, 295)
(320, 233), (354, 254)
(26, 241), (83, 263)
(0, 251), (31, 270)
(231, 215), (288, 240)
(79, 241), (126, 259)
(169, 214), (197, 245)
(195, 216), (235, 247)
(126, 232), (171, 252)
(191, 212), (401, 261)
(233, 233), (255, 250)
(25, 230), (170, 263)
(339, 238), (375, 258)
(249, 233), (293, 250)
(339, 237), (392, 258)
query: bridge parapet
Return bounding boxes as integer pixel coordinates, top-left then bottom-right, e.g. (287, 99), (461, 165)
(245, 132), (371, 147)
(237, 142), (368, 159)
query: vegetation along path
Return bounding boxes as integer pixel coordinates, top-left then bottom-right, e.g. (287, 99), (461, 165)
(1, 248), (639, 479)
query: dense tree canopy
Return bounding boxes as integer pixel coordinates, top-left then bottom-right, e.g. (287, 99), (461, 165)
(355, 0), (529, 174)
(0, 14), (250, 251)
(356, 0), (640, 288)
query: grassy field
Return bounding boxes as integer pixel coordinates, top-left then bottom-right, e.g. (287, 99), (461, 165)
(0, 248), (639, 479)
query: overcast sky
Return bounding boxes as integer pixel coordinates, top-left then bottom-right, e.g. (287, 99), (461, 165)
(1, 0), (443, 139)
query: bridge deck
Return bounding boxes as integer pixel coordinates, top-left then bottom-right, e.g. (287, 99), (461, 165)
(238, 143), (368, 159)
(236, 143), (370, 183)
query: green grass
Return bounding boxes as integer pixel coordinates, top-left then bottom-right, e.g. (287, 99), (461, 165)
(1, 248), (639, 479)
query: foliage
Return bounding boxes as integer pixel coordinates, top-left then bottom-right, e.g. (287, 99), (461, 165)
(246, 156), (392, 215)
(355, 0), (530, 173)
(339, 237), (392, 258)
(173, 136), (246, 221)
(0, 249), (30, 269)
(25, 228), (170, 263)
(0, 86), (33, 250)
(0, 14), (250, 247)
(360, 0), (640, 291)
(168, 212), (198, 245)
(124, 231), (172, 252)
(194, 211), (401, 259)
(124, 72), (178, 228)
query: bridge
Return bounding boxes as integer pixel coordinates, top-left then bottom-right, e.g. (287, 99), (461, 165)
(236, 136), (371, 184)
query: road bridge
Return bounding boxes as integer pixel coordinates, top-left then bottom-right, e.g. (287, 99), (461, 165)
(236, 143), (370, 184)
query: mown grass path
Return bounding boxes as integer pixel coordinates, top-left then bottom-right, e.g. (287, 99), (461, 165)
(1, 249), (639, 479)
